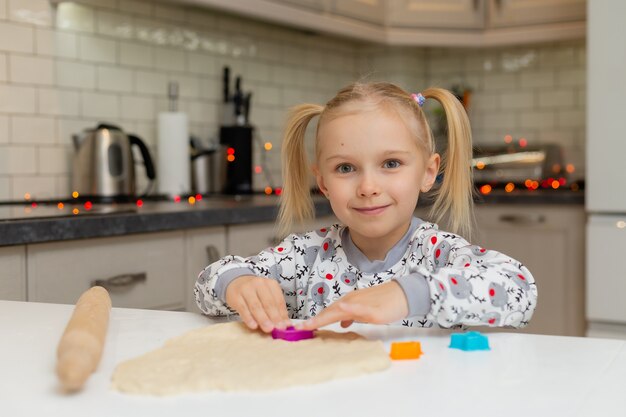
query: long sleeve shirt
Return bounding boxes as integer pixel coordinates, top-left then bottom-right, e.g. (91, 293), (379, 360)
(194, 217), (538, 328)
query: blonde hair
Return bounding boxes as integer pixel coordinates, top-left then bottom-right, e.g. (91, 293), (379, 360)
(277, 82), (474, 238)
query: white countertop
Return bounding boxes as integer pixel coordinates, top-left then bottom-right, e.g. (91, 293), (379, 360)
(1, 300), (625, 417)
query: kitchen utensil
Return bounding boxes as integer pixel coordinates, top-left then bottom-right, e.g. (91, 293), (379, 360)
(190, 138), (226, 195)
(72, 123), (156, 200)
(56, 286), (111, 392)
(270, 326), (315, 342)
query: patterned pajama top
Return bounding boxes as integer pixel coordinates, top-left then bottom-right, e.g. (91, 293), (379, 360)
(194, 217), (538, 328)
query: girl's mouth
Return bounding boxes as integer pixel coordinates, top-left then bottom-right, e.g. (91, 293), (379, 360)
(353, 205), (390, 215)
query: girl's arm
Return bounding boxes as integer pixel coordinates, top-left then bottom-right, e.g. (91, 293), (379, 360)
(193, 233), (302, 321)
(407, 224), (538, 328)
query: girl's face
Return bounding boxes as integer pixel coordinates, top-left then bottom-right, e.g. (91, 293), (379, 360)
(314, 107), (439, 256)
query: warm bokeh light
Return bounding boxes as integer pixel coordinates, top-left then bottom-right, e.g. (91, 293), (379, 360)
(504, 135), (513, 143)
(188, 196), (196, 205)
(531, 180), (539, 190)
(57, 202), (64, 210)
(174, 195), (181, 203)
(264, 186), (273, 195)
(31, 202), (37, 208)
(551, 180), (560, 189)
(255, 165), (262, 174)
(552, 164), (561, 173)
(84, 201), (92, 210)
(617, 221), (626, 229)
(264, 142), (273, 151)
(226, 147), (235, 155)
(519, 138), (528, 147)
(136, 200), (144, 208)
(24, 193), (31, 200)
(195, 194), (202, 201)
(274, 187), (283, 196)
(558, 177), (566, 186)
(480, 184), (492, 195)
(227, 154), (235, 162)
(72, 191), (79, 198)
(72, 208), (79, 215)
(505, 183), (515, 192)
(566, 164), (575, 173)
(476, 161), (486, 170)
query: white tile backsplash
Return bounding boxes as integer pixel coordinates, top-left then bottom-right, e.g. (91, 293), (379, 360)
(0, 85), (36, 113)
(38, 88), (81, 116)
(0, 115), (8, 143)
(11, 115), (56, 144)
(36, 28), (78, 58)
(0, 0), (587, 199)
(55, 60), (96, 89)
(9, 54), (55, 85)
(8, 0), (52, 26)
(0, 52), (6, 81)
(0, 21), (34, 53)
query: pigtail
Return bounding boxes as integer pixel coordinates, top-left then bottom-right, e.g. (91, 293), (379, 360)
(277, 103), (324, 238)
(422, 87), (475, 239)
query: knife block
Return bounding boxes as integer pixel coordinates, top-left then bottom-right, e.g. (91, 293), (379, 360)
(219, 126), (253, 194)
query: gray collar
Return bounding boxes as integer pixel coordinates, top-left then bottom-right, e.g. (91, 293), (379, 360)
(341, 217), (422, 273)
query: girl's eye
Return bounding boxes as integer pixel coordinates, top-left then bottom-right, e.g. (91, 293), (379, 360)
(383, 159), (401, 169)
(336, 164), (354, 174)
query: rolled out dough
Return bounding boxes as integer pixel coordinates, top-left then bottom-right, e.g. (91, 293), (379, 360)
(111, 322), (390, 395)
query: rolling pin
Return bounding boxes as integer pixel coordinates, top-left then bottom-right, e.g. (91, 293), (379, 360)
(56, 286), (112, 392)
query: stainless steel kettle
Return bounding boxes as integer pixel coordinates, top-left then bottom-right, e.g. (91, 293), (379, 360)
(72, 123), (156, 199)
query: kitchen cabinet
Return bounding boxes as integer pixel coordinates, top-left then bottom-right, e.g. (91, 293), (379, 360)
(227, 215), (338, 256)
(472, 204), (586, 337)
(488, 0), (586, 28)
(185, 226), (227, 311)
(168, 0), (586, 46)
(415, 204), (585, 337)
(386, 0), (485, 30)
(27, 231), (188, 310)
(0, 246), (26, 301)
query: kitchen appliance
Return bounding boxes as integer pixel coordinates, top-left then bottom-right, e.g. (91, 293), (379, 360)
(586, 0), (626, 340)
(72, 123), (156, 200)
(472, 143), (566, 185)
(190, 138), (226, 195)
(219, 66), (254, 194)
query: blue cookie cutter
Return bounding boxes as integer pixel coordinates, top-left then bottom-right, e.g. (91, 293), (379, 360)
(449, 331), (490, 351)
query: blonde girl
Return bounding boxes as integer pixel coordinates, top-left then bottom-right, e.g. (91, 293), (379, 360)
(194, 82), (537, 333)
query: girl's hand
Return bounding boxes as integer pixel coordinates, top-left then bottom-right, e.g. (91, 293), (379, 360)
(296, 281), (409, 330)
(225, 276), (292, 333)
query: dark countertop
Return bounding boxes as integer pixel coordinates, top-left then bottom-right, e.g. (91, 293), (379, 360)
(0, 191), (584, 247)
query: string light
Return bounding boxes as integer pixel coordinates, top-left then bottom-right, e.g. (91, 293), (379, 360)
(195, 194), (202, 201)
(24, 193), (31, 200)
(264, 142), (273, 151)
(566, 164), (575, 173)
(255, 166), (262, 174)
(174, 195), (181, 203)
(84, 201), (92, 210)
(72, 208), (79, 215)
(479, 184), (492, 195)
(57, 202), (64, 210)
(264, 186), (273, 195)
(188, 196), (196, 205)
(505, 183), (515, 192)
(72, 191), (79, 198)
(136, 200), (143, 208)
(519, 138), (528, 147)
(504, 135), (513, 144)
(476, 161), (486, 170)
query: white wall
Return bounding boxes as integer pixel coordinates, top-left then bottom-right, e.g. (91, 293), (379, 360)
(0, 0), (586, 201)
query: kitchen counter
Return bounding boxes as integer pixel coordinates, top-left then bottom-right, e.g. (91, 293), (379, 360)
(1, 300), (624, 417)
(0, 191), (584, 246)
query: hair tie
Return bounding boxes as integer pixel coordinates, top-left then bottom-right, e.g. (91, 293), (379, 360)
(411, 93), (425, 107)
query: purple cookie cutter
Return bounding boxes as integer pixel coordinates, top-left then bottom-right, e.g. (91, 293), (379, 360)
(271, 326), (315, 342)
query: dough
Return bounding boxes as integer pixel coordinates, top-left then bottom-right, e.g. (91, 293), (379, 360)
(111, 322), (390, 395)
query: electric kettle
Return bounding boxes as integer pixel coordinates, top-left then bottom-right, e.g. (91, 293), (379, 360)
(72, 123), (156, 200)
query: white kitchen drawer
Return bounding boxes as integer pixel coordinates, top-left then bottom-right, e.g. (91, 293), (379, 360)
(227, 215), (337, 256)
(0, 246), (27, 301)
(27, 231), (186, 310)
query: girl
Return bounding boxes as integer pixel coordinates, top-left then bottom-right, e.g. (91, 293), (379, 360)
(194, 82), (537, 333)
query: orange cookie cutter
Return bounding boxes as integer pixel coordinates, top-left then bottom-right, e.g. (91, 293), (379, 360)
(390, 341), (423, 360)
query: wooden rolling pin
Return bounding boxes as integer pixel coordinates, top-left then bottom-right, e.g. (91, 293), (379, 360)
(56, 286), (112, 392)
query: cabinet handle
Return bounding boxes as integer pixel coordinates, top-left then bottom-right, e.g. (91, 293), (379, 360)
(206, 245), (221, 264)
(499, 214), (545, 225)
(92, 273), (146, 292)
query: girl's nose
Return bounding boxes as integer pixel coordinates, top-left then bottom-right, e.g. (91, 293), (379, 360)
(357, 173), (381, 197)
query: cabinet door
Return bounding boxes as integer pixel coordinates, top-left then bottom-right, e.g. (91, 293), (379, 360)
(334, 0), (385, 25)
(27, 232), (186, 310)
(488, 0), (586, 28)
(473, 205), (585, 336)
(0, 246), (26, 301)
(386, 0), (485, 29)
(185, 226), (227, 312)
